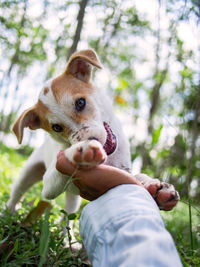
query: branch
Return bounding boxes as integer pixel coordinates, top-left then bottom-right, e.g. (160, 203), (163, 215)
(67, 0), (89, 59)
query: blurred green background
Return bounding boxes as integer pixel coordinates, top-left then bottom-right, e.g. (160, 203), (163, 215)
(0, 0), (199, 266)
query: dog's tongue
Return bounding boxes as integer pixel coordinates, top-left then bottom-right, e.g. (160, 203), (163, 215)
(103, 122), (117, 155)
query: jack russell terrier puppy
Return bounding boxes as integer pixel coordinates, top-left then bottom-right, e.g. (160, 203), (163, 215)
(7, 49), (179, 216)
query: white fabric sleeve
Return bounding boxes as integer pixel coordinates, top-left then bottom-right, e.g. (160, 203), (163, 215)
(79, 184), (182, 267)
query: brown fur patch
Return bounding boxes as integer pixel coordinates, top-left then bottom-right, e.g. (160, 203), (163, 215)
(51, 73), (94, 104)
(35, 100), (52, 132)
(43, 87), (49, 95)
(66, 50), (102, 70)
(12, 101), (50, 144)
(36, 100), (71, 136)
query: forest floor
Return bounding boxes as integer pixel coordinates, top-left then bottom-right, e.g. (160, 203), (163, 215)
(0, 143), (199, 266)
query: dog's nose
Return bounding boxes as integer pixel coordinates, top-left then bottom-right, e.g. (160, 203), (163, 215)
(88, 137), (99, 141)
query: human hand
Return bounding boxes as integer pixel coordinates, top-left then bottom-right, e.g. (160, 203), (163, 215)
(56, 150), (141, 201)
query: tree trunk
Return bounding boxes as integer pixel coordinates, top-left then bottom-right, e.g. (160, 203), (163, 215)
(186, 83), (200, 250)
(67, 0), (89, 59)
(186, 84), (200, 191)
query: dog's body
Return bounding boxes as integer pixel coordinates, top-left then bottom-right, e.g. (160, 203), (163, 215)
(7, 50), (179, 215)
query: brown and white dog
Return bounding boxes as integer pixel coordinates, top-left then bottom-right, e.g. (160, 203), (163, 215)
(7, 50), (179, 216)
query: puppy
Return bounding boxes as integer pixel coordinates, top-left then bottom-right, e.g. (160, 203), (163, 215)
(7, 49), (179, 216)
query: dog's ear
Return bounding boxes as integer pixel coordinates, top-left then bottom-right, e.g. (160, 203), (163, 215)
(12, 106), (40, 144)
(66, 49), (102, 83)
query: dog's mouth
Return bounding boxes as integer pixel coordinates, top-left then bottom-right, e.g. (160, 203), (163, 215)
(103, 122), (117, 155)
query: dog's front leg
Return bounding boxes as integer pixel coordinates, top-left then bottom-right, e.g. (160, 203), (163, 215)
(7, 147), (45, 211)
(42, 158), (79, 200)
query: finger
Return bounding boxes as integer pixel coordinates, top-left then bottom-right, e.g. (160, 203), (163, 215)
(80, 191), (96, 201)
(72, 179), (97, 201)
(56, 151), (76, 175)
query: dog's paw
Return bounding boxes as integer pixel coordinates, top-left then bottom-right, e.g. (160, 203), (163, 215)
(64, 140), (107, 168)
(145, 181), (179, 211)
(154, 182), (180, 211)
(134, 174), (179, 211)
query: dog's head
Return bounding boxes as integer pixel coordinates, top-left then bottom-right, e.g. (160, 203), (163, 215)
(13, 50), (117, 155)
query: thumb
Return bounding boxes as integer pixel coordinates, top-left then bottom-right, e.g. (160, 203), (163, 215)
(56, 150), (76, 175)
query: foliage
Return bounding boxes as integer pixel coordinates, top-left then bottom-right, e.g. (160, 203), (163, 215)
(0, 145), (199, 265)
(161, 202), (200, 266)
(166, 0), (200, 22)
(0, 0), (199, 265)
(0, 204), (88, 266)
(0, 142), (28, 197)
(0, 145), (89, 266)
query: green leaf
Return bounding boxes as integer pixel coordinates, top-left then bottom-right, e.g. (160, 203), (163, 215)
(39, 209), (50, 267)
(117, 78), (129, 91)
(180, 67), (193, 79)
(0, 235), (9, 245)
(14, 238), (19, 254)
(60, 209), (68, 216)
(152, 124), (163, 145)
(68, 213), (77, 220)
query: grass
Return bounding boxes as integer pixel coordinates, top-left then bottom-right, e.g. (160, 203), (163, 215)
(162, 203), (200, 246)
(0, 143), (89, 266)
(0, 203), (88, 266)
(0, 143), (199, 266)
(161, 203), (200, 266)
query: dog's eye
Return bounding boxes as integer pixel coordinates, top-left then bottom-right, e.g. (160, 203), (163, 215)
(75, 98), (86, 112)
(52, 124), (63, 132)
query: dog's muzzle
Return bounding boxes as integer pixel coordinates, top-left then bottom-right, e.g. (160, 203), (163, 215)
(103, 122), (117, 155)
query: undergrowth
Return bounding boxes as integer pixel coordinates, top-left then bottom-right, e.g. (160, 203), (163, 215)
(0, 197), (89, 266)
(0, 143), (89, 266)
(0, 143), (199, 266)
(161, 202), (200, 266)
